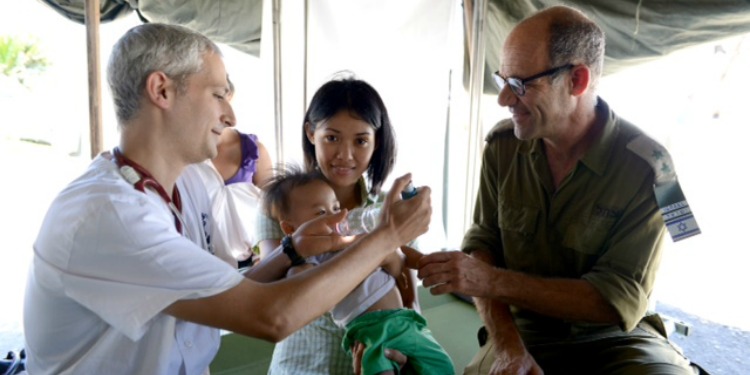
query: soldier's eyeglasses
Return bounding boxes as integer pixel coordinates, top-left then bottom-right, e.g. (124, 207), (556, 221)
(492, 64), (574, 97)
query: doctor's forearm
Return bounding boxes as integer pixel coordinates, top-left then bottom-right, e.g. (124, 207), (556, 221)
(243, 245), (290, 282)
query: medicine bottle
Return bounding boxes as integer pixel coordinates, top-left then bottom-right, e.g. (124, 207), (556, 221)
(335, 181), (418, 236)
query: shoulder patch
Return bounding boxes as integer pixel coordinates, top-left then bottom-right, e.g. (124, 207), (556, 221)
(485, 119), (514, 142)
(626, 135), (675, 184)
(628, 135), (701, 242)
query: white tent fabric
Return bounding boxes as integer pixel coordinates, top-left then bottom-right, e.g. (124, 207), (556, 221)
(37, 0), (750, 70)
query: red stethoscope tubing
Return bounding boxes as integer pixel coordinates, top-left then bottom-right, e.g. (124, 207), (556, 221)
(112, 148), (184, 234)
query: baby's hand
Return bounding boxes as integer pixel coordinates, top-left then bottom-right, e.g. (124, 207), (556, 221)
(292, 210), (349, 257)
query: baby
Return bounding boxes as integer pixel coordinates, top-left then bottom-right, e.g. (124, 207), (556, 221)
(262, 165), (454, 375)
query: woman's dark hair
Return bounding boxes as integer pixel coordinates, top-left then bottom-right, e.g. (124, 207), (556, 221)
(302, 77), (396, 195)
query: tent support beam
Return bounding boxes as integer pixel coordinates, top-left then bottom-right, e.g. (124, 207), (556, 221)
(85, 0), (103, 158)
(272, 0), (284, 164)
(463, 0), (488, 231)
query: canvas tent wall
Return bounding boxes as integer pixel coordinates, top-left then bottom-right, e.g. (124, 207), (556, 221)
(478, 0), (750, 93)
(40, 0), (750, 84)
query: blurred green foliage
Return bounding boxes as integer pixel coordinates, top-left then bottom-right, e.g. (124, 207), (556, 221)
(0, 35), (50, 87)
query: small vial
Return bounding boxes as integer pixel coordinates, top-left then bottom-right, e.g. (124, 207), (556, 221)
(401, 181), (418, 200)
(336, 181), (419, 236)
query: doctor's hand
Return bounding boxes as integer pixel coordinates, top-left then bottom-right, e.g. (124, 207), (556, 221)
(378, 173), (432, 246)
(291, 210), (349, 258)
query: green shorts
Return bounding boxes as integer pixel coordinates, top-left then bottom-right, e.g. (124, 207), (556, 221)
(343, 309), (455, 375)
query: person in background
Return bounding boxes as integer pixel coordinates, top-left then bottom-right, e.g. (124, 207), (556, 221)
(23, 23), (431, 375)
(255, 76), (419, 374)
(418, 5), (701, 375)
(194, 77), (273, 267)
(262, 165), (453, 375)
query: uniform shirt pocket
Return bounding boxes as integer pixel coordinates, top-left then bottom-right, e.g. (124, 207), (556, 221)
(498, 203), (539, 240)
(563, 216), (617, 255)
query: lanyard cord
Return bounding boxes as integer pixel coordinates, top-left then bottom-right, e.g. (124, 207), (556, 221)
(112, 147), (184, 234)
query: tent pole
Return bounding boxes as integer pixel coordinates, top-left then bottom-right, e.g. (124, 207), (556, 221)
(464, 0), (474, 55)
(85, 0), (103, 159)
(463, 0), (488, 232)
(303, 0), (308, 114)
(272, 0), (285, 164)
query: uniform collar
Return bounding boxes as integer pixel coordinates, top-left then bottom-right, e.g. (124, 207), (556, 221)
(525, 97), (617, 176)
(578, 98), (617, 177)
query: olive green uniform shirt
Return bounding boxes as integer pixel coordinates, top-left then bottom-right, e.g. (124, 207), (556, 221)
(462, 99), (669, 345)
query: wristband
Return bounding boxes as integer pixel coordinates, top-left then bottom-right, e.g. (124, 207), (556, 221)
(282, 235), (306, 266)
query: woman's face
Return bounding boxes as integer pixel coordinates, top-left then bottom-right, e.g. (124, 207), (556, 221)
(306, 110), (376, 190)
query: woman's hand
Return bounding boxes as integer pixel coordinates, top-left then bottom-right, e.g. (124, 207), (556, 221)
(351, 341), (408, 375)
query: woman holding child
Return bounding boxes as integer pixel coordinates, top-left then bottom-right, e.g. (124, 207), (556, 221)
(255, 75), (420, 374)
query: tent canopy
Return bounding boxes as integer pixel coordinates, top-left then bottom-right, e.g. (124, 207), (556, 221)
(485, 0), (750, 76)
(38, 0), (750, 77)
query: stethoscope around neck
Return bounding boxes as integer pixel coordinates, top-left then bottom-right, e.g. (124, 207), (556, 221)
(112, 147), (186, 234)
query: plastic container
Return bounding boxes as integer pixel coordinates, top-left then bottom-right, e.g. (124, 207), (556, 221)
(335, 181), (418, 236)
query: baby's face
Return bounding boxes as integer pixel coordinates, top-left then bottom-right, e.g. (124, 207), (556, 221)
(285, 179), (341, 227)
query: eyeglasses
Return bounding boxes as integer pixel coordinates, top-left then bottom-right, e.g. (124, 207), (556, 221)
(492, 64), (574, 97)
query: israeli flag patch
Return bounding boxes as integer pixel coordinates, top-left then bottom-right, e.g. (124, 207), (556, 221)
(654, 179), (701, 242)
(627, 135), (701, 242)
